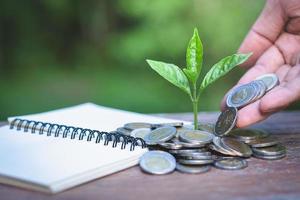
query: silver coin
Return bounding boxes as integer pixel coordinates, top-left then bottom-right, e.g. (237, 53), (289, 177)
(139, 151), (176, 175)
(228, 129), (269, 142)
(178, 159), (214, 165)
(158, 141), (183, 150)
(248, 81), (262, 103)
(178, 151), (211, 157)
(252, 144), (286, 156)
(130, 128), (151, 140)
(116, 127), (132, 135)
(226, 83), (257, 108)
(214, 157), (248, 170)
(151, 122), (184, 129)
(175, 129), (189, 138)
(253, 152), (286, 160)
(197, 122), (215, 133)
(172, 137), (207, 148)
(221, 137), (252, 157)
(209, 144), (233, 156)
(169, 148), (208, 155)
(248, 137), (278, 148)
(176, 163), (211, 174)
(214, 107), (237, 136)
(179, 130), (214, 144)
(177, 152), (212, 160)
(179, 141), (207, 148)
(253, 80), (267, 100)
(124, 122), (152, 130)
(144, 126), (177, 145)
(211, 137), (237, 156)
(255, 73), (279, 92)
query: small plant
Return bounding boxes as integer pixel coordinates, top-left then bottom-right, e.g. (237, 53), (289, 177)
(146, 28), (251, 130)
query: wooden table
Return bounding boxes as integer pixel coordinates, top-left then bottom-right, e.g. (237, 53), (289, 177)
(1, 111), (300, 200)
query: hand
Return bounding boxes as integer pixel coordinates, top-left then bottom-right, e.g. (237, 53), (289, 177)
(222, 0), (300, 128)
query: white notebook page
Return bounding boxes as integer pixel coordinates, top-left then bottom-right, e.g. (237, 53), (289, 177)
(0, 103), (187, 193)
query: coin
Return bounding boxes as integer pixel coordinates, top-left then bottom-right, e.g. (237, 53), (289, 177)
(139, 151), (176, 175)
(124, 122), (152, 130)
(176, 163), (211, 174)
(178, 159), (214, 165)
(255, 73), (279, 92)
(214, 107), (237, 136)
(178, 151), (211, 157)
(252, 144), (286, 156)
(151, 122), (184, 129)
(158, 141), (183, 150)
(179, 141), (207, 148)
(169, 148), (208, 155)
(248, 81), (261, 103)
(172, 136), (207, 148)
(144, 126), (177, 145)
(214, 157), (248, 170)
(116, 127), (132, 135)
(211, 137), (237, 156)
(253, 80), (267, 100)
(130, 128), (151, 140)
(197, 122), (215, 133)
(179, 130), (214, 144)
(248, 136), (278, 148)
(253, 153), (286, 160)
(177, 152), (212, 160)
(221, 137), (252, 157)
(175, 129), (189, 138)
(226, 83), (257, 108)
(228, 129), (269, 142)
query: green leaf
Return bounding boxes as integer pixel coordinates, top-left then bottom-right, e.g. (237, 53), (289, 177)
(146, 59), (191, 95)
(184, 28), (203, 84)
(199, 53), (252, 92)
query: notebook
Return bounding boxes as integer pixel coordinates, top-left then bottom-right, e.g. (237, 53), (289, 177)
(0, 103), (185, 194)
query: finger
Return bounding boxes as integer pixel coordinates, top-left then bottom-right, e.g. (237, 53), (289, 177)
(286, 17), (300, 34)
(236, 100), (270, 128)
(238, 0), (286, 68)
(283, 64), (300, 81)
(275, 64), (292, 83)
(274, 32), (300, 66)
(260, 76), (300, 113)
(238, 45), (285, 85)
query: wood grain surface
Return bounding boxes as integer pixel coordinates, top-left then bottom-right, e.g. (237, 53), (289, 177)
(0, 111), (300, 200)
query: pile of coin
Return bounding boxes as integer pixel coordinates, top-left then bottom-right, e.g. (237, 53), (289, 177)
(113, 73), (286, 175)
(113, 121), (285, 174)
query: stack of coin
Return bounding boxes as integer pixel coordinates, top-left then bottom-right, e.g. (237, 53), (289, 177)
(226, 73), (279, 109)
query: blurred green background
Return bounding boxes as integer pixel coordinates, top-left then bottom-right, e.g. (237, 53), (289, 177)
(0, 0), (298, 120)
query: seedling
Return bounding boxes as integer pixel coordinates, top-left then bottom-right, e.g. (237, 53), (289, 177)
(147, 28), (251, 130)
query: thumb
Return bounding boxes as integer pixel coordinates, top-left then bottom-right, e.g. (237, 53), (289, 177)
(260, 66), (300, 113)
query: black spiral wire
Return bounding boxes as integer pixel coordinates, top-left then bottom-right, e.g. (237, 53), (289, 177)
(10, 118), (147, 151)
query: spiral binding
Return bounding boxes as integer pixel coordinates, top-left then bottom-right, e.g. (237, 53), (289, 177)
(9, 118), (147, 151)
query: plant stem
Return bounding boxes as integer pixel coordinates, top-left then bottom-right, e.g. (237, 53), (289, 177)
(191, 83), (198, 130)
(192, 100), (198, 130)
